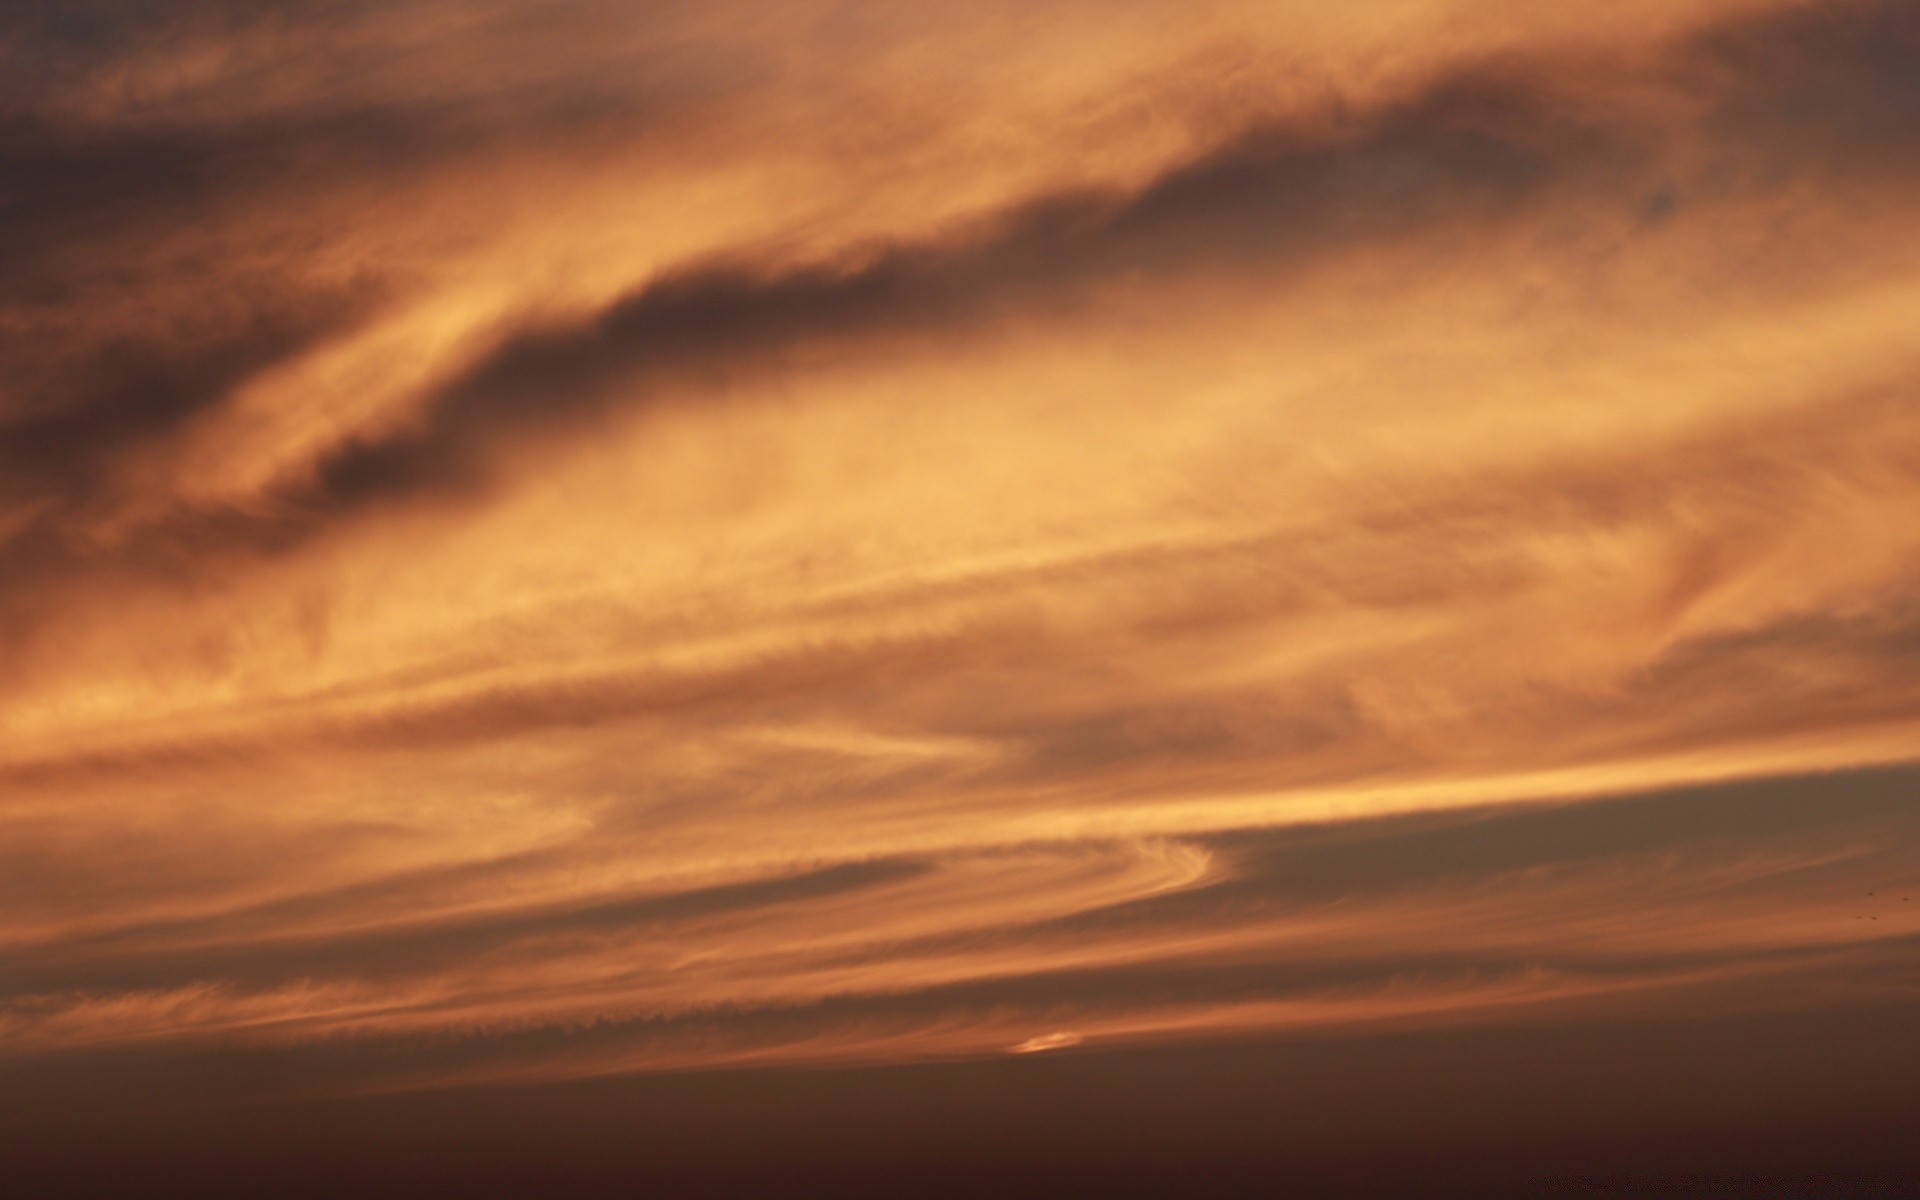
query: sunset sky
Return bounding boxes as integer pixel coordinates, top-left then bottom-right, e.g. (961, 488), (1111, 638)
(4, 0), (1919, 1192)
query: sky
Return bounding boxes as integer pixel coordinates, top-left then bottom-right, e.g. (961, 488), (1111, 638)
(3, 0), (1920, 1191)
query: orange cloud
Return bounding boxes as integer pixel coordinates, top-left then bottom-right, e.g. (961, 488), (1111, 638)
(3, 0), (1920, 1103)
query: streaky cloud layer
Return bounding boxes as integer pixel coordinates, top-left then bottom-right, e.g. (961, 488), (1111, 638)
(2, 0), (1919, 1097)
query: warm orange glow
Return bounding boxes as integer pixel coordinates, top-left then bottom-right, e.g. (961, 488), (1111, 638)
(4, 0), (1920, 1117)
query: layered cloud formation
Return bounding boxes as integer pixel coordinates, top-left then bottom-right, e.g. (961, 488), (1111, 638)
(3, 0), (1919, 1096)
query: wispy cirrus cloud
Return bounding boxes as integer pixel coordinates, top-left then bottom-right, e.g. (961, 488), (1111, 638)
(2, 0), (1919, 1102)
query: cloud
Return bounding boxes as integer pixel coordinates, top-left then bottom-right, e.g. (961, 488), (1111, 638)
(3, 0), (1920, 1106)
(6, 0), (1913, 573)
(248, 0), (1920, 528)
(6, 762), (1918, 1090)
